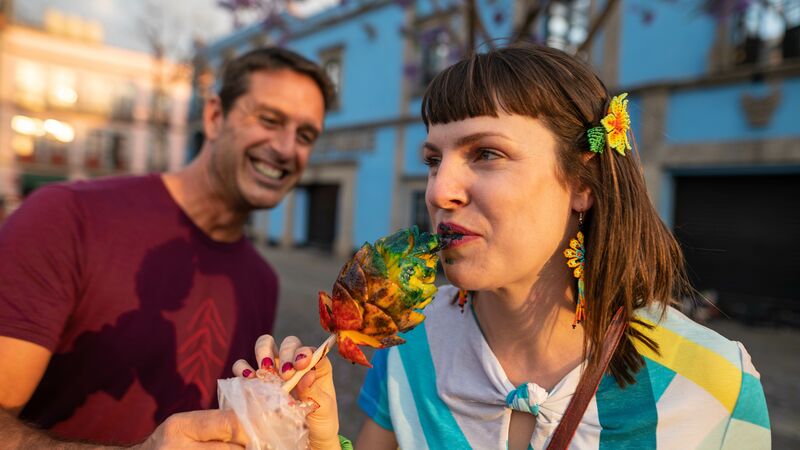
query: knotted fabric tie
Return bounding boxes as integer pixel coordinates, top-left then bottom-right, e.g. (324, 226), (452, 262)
(505, 383), (546, 416)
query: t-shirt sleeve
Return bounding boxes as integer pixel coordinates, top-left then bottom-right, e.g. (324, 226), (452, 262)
(721, 342), (771, 450)
(358, 348), (393, 431)
(0, 186), (85, 351)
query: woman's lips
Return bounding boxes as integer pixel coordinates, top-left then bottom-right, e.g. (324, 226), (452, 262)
(438, 223), (479, 249)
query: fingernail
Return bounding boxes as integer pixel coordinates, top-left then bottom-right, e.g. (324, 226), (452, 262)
(261, 357), (274, 370)
(281, 362), (293, 373)
(242, 369), (252, 378)
(295, 353), (307, 362)
(308, 398), (321, 412)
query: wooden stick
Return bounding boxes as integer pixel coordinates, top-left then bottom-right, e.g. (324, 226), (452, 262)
(282, 333), (337, 393)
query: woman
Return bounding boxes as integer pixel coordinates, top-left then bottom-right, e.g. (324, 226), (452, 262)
(238, 44), (770, 449)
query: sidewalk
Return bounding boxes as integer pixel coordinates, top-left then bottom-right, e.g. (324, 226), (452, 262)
(261, 245), (799, 446)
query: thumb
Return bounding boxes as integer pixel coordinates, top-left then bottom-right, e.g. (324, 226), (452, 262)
(176, 409), (249, 445)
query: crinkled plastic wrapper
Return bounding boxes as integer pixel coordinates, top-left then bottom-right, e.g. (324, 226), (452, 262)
(217, 374), (312, 450)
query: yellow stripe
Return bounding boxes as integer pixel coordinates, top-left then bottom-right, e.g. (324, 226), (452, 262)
(632, 318), (741, 412)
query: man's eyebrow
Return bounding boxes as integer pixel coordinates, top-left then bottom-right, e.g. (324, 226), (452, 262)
(250, 104), (287, 121)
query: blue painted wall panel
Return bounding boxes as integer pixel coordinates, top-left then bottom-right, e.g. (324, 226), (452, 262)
(621, 1), (716, 86)
(666, 78), (800, 143)
(288, 5), (405, 128)
(293, 188), (308, 243)
(404, 122), (429, 176)
(354, 127), (396, 245)
(268, 199), (286, 241)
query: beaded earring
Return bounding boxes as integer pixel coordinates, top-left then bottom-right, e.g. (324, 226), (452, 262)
(457, 289), (469, 313)
(563, 212), (587, 328)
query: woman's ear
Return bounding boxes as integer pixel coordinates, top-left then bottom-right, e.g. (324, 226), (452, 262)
(571, 182), (594, 213)
(570, 152), (596, 212)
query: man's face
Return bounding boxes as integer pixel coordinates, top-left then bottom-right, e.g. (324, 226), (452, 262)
(207, 69), (325, 210)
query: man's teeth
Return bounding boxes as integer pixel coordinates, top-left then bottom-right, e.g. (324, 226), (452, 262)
(253, 160), (283, 180)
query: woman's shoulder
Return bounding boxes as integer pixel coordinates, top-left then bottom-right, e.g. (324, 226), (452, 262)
(631, 304), (761, 412)
(633, 304), (748, 369)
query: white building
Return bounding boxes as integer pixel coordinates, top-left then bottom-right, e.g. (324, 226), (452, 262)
(0, 7), (191, 213)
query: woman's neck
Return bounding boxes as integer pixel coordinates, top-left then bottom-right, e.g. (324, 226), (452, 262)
(472, 272), (586, 389)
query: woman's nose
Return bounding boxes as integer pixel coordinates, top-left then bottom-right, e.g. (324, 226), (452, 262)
(426, 159), (468, 210)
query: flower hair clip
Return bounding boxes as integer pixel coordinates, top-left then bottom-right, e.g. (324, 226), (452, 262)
(586, 92), (631, 156)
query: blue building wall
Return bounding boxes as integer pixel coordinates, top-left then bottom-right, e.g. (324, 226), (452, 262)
(621, 1), (717, 86)
(353, 128), (397, 245)
(618, 1), (800, 143)
(666, 78), (800, 143)
(289, 7), (406, 127)
(196, 0), (800, 253)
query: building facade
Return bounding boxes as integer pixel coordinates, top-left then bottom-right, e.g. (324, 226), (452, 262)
(0, 5), (191, 214)
(192, 0), (800, 319)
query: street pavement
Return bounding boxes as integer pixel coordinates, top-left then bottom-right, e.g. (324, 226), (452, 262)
(260, 245), (799, 447)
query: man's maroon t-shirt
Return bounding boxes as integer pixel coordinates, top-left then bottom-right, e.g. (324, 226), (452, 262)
(0, 175), (278, 445)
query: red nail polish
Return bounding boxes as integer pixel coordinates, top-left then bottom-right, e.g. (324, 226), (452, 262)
(242, 369), (252, 378)
(295, 353), (307, 362)
(261, 357), (274, 370)
(281, 362), (293, 373)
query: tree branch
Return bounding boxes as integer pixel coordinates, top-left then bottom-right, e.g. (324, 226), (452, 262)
(577, 0), (620, 54)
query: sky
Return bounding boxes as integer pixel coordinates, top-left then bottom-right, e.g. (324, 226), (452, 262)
(15, 0), (236, 57)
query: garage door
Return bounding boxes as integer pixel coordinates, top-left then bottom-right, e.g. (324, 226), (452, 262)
(672, 174), (800, 325)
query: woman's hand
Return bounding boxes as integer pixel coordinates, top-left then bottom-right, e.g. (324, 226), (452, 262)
(232, 335), (340, 450)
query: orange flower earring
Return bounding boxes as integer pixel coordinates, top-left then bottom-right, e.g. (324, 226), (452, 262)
(563, 212), (587, 328)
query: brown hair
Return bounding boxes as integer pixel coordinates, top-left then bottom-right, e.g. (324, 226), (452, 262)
(422, 43), (690, 386)
(218, 47), (335, 114)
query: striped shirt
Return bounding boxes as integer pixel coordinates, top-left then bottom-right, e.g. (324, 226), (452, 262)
(358, 285), (770, 449)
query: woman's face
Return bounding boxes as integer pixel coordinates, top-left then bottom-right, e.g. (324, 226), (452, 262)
(424, 113), (582, 292)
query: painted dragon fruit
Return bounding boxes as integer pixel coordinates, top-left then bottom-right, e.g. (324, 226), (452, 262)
(318, 226), (441, 366)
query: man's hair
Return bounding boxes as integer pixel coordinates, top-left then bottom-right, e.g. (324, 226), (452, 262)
(218, 47), (334, 114)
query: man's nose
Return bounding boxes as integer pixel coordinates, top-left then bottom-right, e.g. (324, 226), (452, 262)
(272, 129), (297, 162)
(427, 159), (468, 210)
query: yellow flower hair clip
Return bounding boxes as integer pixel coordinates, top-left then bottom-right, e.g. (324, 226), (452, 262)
(586, 92), (632, 156)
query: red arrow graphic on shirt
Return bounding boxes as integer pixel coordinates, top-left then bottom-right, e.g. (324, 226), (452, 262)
(177, 298), (230, 402)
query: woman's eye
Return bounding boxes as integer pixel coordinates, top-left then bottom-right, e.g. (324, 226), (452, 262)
(423, 156), (441, 167)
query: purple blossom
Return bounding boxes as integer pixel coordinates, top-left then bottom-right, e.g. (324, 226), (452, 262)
(493, 11), (505, 26)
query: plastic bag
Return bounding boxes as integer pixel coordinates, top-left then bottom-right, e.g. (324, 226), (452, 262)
(217, 373), (312, 450)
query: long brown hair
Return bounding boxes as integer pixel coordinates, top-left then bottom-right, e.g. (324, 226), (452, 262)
(421, 44), (690, 386)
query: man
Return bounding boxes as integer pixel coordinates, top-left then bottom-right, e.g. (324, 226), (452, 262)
(0, 47), (332, 447)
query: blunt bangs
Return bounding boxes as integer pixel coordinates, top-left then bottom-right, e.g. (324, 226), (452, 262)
(420, 45), (602, 134)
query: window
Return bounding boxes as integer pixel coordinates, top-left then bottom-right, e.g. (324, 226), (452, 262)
(15, 60), (46, 110)
(11, 115), (73, 165)
(149, 130), (168, 172)
(81, 75), (113, 115)
(319, 46), (344, 110)
(112, 83), (137, 121)
(732, 0), (800, 65)
(420, 27), (452, 88)
(84, 129), (128, 171)
(151, 88), (172, 125)
(48, 68), (78, 109)
(544, 0), (591, 53)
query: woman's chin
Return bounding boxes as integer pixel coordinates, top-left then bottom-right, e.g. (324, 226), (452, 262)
(442, 264), (481, 291)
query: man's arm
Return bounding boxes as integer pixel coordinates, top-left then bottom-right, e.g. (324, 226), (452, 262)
(0, 336), (52, 415)
(1, 400), (247, 450)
